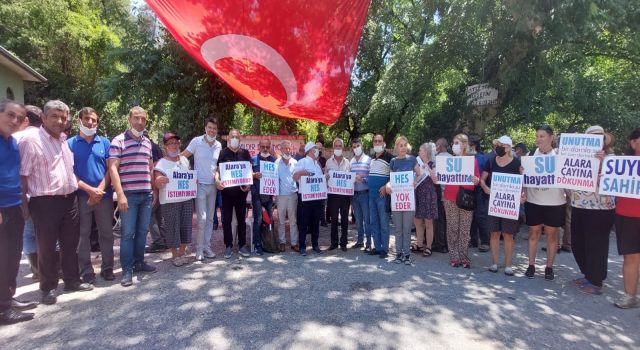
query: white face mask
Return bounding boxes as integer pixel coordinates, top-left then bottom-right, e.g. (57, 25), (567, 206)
(373, 145), (384, 153)
(79, 122), (97, 137)
(130, 126), (145, 138)
(353, 146), (363, 156)
(312, 148), (320, 158)
(282, 153), (291, 160)
(205, 134), (216, 142)
(229, 137), (240, 148)
(452, 144), (462, 155)
(167, 150), (180, 158)
(260, 152), (270, 158)
(333, 149), (343, 157)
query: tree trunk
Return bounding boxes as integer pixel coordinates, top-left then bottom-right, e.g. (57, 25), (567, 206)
(252, 107), (261, 135)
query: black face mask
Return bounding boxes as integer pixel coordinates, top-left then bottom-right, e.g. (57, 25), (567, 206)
(495, 146), (507, 157)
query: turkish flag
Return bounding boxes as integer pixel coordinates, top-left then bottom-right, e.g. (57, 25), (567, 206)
(146, 0), (371, 125)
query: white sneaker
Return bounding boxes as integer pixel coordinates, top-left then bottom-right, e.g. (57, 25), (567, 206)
(203, 249), (216, 259)
(489, 264), (498, 273)
(504, 266), (514, 276)
(614, 294), (639, 309)
(195, 253), (204, 261)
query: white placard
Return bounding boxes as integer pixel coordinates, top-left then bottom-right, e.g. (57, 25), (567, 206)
(390, 171), (415, 211)
(161, 169), (197, 204)
(435, 156), (475, 185)
(299, 175), (327, 201)
(466, 83), (498, 106)
(327, 171), (355, 195)
(521, 155), (558, 188)
(555, 155), (600, 192)
(219, 161), (252, 188)
(599, 156), (640, 199)
(488, 172), (523, 220)
(559, 133), (604, 158)
(259, 161), (279, 195)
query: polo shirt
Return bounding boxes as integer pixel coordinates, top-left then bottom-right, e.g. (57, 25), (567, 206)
(277, 157), (298, 195)
(350, 154), (371, 192)
(109, 131), (153, 193)
(68, 134), (112, 197)
(368, 151), (393, 193)
(0, 135), (22, 207)
(293, 156), (322, 178)
(185, 135), (222, 184)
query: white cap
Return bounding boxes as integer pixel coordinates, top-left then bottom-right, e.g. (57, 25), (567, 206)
(496, 135), (513, 147)
(585, 125), (604, 135)
(304, 141), (316, 153)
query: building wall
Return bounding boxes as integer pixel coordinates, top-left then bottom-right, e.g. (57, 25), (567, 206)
(0, 64), (25, 104)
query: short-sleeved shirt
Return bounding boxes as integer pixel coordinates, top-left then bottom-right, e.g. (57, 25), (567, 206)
(483, 156), (521, 189)
(277, 157), (298, 195)
(19, 127), (78, 197)
(293, 156), (323, 178)
(443, 157), (480, 202)
(326, 156), (351, 173)
(68, 134), (112, 198)
(390, 155), (418, 173)
(616, 197), (640, 218)
(185, 135), (222, 184)
(0, 135), (22, 207)
(369, 151), (394, 194)
(525, 148), (565, 206)
(217, 147), (252, 196)
(109, 131), (153, 193)
(251, 154), (276, 198)
(350, 154), (371, 192)
(154, 156), (191, 204)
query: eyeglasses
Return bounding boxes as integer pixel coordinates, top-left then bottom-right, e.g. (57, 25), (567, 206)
(165, 141), (180, 146)
(260, 145), (270, 149)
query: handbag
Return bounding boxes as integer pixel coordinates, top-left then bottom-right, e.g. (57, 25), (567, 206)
(456, 187), (476, 211)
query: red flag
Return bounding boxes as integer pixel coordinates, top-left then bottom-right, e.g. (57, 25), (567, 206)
(146, 0), (371, 125)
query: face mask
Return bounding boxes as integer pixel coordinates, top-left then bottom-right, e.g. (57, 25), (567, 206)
(260, 152), (270, 158)
(229, 137), (240, 148)
(282, 153), (291, 160)
(130, 126), (145, 138)
(312, 148), (320, 158)
(167, 150), (180, 158)
(79, 122), (97, 137)
(495, 146), (506, 157)
(205, 134), (216, 142)
(452, 144), (462, 155)
(373, 145), (384, 153)
(333, 149), (343, 157)
(353, 146), (363, 156)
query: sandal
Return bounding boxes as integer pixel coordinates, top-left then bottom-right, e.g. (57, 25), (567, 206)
(423, 248), (432, 257)
(411, 244), (423, 252)
(172, 256), (186, 267)
(578, 282), (602, 295)
(450, 260), (460, 268)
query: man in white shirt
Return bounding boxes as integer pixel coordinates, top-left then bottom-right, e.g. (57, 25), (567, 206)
(350, 138), (371, 250)
(293, 142), (324, 256)
(276, 140), (299, 252)
(325, 138), (351, 251)
(181, 117), (222, 261)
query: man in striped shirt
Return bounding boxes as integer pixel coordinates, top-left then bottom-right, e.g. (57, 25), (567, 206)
(349, 138), (371, 251)
(20, 100), (93, 305)
(108, 106), (157, 287)
(368, 134), (393, 258)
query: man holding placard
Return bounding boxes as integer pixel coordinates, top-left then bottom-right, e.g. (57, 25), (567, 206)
(215, 129), (252, 259)
(293, 142), (325, 256)
(182, 117), (222, 261)
(251, 139), (276, 256)
(369, 134), (394, 259)
(276, 140), (299, 252)
(325, 138), (352, 252)
(349, 138), (371, 251)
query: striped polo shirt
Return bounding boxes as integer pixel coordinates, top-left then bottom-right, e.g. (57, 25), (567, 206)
(109, 131), (153, 193)
(368, 151), (393, 193)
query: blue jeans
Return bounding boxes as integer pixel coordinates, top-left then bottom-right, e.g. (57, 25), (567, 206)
(22, 218), (37, 255)
(252, 196), (273, 249)
(352, 191), (370, 246)
(369, 193), (390, 252)
(119, 192), (152, 272)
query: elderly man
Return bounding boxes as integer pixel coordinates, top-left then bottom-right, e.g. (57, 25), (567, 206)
(350, 138), (371, 251)
(276, 140), (298, 252)
(109, 106), (157, 287)
(215, 129), (252, 259)
(1, 99), (37, 324)
(293, 141), (324, 256)
(251, 139), (276, 256)
(368, 134), (393, 258)
(68, 107), (115, 284)
(326, 138), (351, 251)
(182, 117), (222, 261)
(20, 100), (93, 305)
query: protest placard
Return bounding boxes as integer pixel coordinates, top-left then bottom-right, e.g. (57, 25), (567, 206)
(219, 161), (252, 188)
(559, 133), (604, 158)
(161, 169), (197, 204)
(435, 156), (475, 185)
(327, 171), (355, 195)
(390, 171), (415, 211)
(259, 161), (279, 195)
(488, 172), (523, 220)
(555, 133), (603, 192)
(599, 156), (640, 199)
(299, 175), (327, 201)
(521, 155), (558, 188)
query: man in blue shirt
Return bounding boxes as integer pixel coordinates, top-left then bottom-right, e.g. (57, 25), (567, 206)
(0, 99), (36, 325)
(251, 139), (276, 255)
(68, 107), (115, 284)
(369, 134), (393, 258)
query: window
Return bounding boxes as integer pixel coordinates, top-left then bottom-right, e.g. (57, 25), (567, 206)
(6, 87), (14, 100)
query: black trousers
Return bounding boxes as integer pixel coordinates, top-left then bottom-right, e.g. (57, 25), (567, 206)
(328, 194), (350, 247)
(571, 207), (615, 287)
(30, 194), (80, 292)
(221, 191), (248, 248)
(298, 197), (322, 251)
(0, 205), (24, 312)
(433, 186), (448, 250)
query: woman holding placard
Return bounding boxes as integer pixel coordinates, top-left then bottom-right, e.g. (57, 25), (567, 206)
(613, 128), (640, 309)
(480, 136), (521, 276)
(437, 133), (480, 269)
(154, 132), (194, 267)
(385, 136), (420, 265)
(413, 142), (438, 257)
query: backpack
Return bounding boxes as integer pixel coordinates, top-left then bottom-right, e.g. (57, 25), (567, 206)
(260, 208), (279, 253)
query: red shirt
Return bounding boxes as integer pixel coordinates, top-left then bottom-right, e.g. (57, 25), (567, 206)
(443, 157), (480, 202)
(616, 197), (640, 218)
